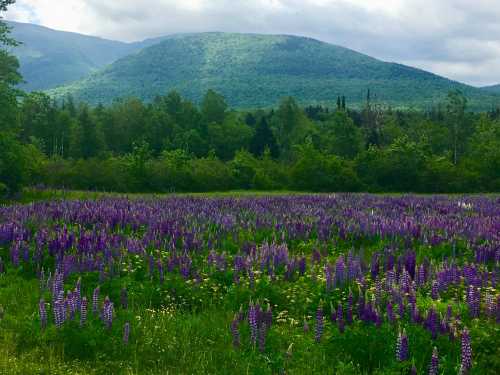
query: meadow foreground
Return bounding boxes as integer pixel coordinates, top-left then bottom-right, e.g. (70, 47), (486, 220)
(0, 194), (499, 374)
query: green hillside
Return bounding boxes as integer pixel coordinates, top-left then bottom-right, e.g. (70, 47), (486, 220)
(481, 84), (500, 94)
(7, 21), (163, 91)
(50, 32), (500, 110)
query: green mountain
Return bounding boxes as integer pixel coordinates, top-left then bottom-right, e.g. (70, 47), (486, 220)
(7, 21), (164, 91)
(50, 32), (500, 110)
(481, 84), (500, 94)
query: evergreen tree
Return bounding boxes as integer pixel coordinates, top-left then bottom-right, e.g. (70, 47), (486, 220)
(201, 89), (228, 125)
(73, 106), (104, 159)
(250, 117), (279, 158)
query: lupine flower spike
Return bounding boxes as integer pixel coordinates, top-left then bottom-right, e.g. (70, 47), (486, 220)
(123, 322), (130, 344)
(429, 347), (439, 375)
(460, 327), (472, 373)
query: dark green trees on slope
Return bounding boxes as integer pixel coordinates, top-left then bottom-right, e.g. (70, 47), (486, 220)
(6, 21), (163, 91)
(49, 32), (500, 111)
(481, 84), (500, 95)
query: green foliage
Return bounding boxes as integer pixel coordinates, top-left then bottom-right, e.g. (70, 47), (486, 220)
(250, 117), (279, 158)
(0, 1), (17, 47)
(318, 110), (364, 159)
(47, 32), (500, 111)
(356, 137), (427, 192)
(464, 115), (500, 191)
(207, 113), (253, 160)
(6, 21), (160, 91)
(3, 87), (495, 195)
(0, 132), (45, 196)
(291, 141), (360, 192)
(201, 89), (228, 125)
(274, 97), (314, 158)
(481, 84), (500, 94)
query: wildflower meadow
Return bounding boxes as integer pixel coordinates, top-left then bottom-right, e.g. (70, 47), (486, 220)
(0, 194), (499, 374)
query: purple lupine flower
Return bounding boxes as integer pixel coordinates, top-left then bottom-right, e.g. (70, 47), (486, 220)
(258, 323), (267, 352)
(74, 278), (81, 310)
(53, 300), (62, 328)
(67, 291), (76, 321)
(387, 302), (395, 324)
(429, 347), (439, 375)
(460, 327), (472, 373)
(337, 302), (344, 333)
(398, 300), (405, 320)
(248, 301), (258, 345)
(431, 280), (439, 300)
(496, 295), (500, 324)
(485, 293), (495, 318)
(417, 264), (426, 286)
(335, 256), (346, 286)
(54, 292), (65, 328)
(103, 296), (114, 329)
(80, 297), (88, 326)
(396, 329), (409, 362)
(298, 256), (306, 276)
(230, 314), (240, 348)
(248, 268), (255, 289)
(375, 310), (382, 328)
(325, 264), (333, 292)
(57, 290), (66, 325)
(121, 287), (128, 309)
(346, 290), (353, 324)
(92, 286), (100, 314)
(466, 286), (480, 318)
(10, 241), (20, 267)
(315, 306), (324, 343)
(123, 322), (130, 344)
(426, 307), (438, 340)
(39, 299), (47, 329)
(375, 280), (383, 306)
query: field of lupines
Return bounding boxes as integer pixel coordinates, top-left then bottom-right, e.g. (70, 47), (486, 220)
(0, 194), (499, 374)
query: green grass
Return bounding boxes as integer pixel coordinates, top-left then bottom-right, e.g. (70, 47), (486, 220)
(0, 192), (499, 374)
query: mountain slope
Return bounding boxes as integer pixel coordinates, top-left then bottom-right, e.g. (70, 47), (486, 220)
(481, 84), (500, 94)
(6, 21), (164, 91)
(50, 32), (499, 109)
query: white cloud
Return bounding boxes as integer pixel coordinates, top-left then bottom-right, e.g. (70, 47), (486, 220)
(4, 0), (500, 86)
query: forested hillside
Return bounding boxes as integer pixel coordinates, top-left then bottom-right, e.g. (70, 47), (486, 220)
(482, 84), (500, 94)
(50, 32), (500, 110)
(7, 21), (164, 91)
(1, 11), (500, 198)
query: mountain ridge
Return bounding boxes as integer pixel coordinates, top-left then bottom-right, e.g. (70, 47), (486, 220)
(6, 21), (169, 91)
(50, 31), (500, 110)
(481, 84), (500, 94)
(6, 22), (500, 110)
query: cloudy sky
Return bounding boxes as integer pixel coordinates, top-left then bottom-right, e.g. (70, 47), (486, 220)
(4, 0), (500, 86)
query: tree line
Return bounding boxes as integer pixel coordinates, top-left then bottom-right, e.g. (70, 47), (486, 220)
(1, 2), (499, 196)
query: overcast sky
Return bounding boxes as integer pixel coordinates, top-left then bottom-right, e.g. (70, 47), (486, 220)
(4, 0), (500, 87)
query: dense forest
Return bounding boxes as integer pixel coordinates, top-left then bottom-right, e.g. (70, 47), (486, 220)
(1, 2), (499, 197)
